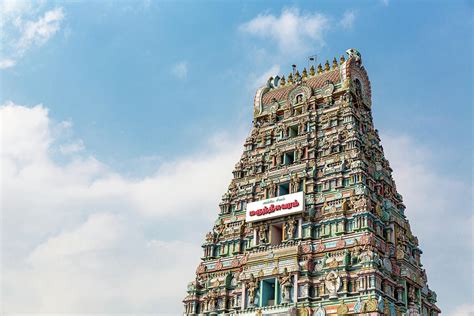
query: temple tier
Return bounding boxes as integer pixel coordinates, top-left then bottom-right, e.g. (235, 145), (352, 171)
(183, 49), (440, 316)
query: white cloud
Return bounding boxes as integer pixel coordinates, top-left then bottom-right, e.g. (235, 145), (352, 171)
(239, 8), (330, 55)
(171, 61), (188, 80)
(0, 58), (16, 69)
(0, 5), (65, 69)
(448, 304), (474, 316)
(16, 7), (65, 53)
(1, 101), (244, 313)
(59, 140), (85, 154)
(340, 10), (356, 30)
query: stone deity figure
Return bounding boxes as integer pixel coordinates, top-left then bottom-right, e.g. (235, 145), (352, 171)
(258, 226), (267, 244)
(408, 286), (417, 303)
(297, 145), (305, 161)
(275, 150), (282, 166)
(375, 202), (383, 217)
(341, 199), (349, 212)
(279, 268), (292, 303)
(324, 271), (341, 297)
(286, 218), (296, 239)
(207, 289), (218, 312)
(268, 182), (276, 198)
(247, 274), (258, 307)
(290, 176), (299, 193)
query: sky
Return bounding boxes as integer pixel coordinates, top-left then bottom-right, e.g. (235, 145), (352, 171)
(0, 0), (472, 315)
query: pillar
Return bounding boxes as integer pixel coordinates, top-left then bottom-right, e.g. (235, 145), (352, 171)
(242, 283), (246, 309)
(253, 228), (257, 247)
(298, 218), (303, 238)
(293, 274), (298, 303)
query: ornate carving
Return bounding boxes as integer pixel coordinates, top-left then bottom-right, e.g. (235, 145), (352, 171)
(324, 271), (341, 297)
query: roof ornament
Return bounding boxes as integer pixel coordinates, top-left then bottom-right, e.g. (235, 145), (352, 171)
(266, 75), (281, 89)
(345, 48), (362, 65)
(288, 73), (294, 84)
(309, 65), (315, 76)
(266, 76), (274, 89)
(332, 58), (338, 69)
(324, 60), (330, 71)
(317, 64), (323, 74)
(295, 70), (301, 83)
(340, 55), (346, 64)
(273, 75), (281, 88)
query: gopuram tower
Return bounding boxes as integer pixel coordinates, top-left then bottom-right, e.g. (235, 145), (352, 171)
(183, 49), (440, 316)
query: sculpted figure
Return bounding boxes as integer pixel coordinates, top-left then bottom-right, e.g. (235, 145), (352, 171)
(408, 285), (416, 303)
(286, 218), (296, 239)
(341, 199), (349, 211)
(268, 182), (276, 198)
(279, 268), (292, 302)
(205, 231), (214, 243)
(290, 176), (298, 193)
(275, 149), (282, 166)
(247, 274), (258, 306)
(258, 226), (267, 244)
(325, 271), (341, 297)
(297, 145), (305, 161)
(208, 289), (218, 311)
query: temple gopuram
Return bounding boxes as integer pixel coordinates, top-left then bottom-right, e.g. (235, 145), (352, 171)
(183, 49), (440, 316)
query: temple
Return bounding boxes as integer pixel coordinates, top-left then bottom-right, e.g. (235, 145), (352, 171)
(183, 49), (440, 316)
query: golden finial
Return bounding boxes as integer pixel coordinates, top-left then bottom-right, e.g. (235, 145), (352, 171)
(317, 63), (323, 74)
(295, 70), (300, 81)
(332, 57), (338, 69)
(340, 55), (345, 65)
(288, 73), (294, 84)
(280, 75), (286, 86)
(302, 68), (307, 79)
(324, 60), (330, 71)
(310, 65), (315, 76)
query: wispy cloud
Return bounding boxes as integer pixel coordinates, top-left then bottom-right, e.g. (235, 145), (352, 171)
(171, 61), (188, 80)
(239, 8), (330, 55)
(251, 64), (280, 89)
(59, 140), (85, 155)
(0, 4), (65, 69)
(340, 10), (356, 29)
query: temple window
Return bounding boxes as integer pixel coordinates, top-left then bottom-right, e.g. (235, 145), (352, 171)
(265, 135), (272, 145)
(278, 182), (290, 196)
(288, 125), (299, 138)
(316, 184), (322, 192)
(260, 278), (278, 307)
(283, 151), (295, 165)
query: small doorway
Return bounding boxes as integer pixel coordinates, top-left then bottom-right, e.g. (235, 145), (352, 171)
(270, 223), (283, 245)
(260, 278), (279, 307)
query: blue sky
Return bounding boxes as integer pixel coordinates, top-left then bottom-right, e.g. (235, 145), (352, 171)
(1, 0), (472, 315)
